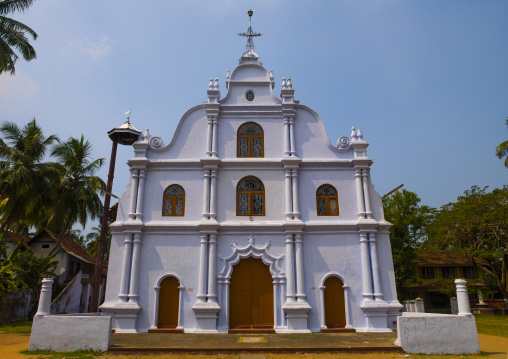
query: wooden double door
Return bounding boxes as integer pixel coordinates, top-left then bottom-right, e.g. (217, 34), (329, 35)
(229, 257), (274, 328)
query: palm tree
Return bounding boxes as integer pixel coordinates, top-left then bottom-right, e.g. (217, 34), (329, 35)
(0, 0), (38, 75)
(85, 225), (111, 261)
(47, 136), (105, 254)
(0, 119), (59, 238)
(496, 118), (508, 168)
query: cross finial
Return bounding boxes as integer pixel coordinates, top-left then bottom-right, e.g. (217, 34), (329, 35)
(238, 9), (262, 51)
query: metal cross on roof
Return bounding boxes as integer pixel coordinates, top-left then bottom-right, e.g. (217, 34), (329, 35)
(238, 9), (262, 51)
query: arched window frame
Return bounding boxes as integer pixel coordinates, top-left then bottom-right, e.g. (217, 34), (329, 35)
(162, 184), (185, 217)
(316, 184), (339, 216)
(237, 122), (264, 158)
(236, 176), (265, 216)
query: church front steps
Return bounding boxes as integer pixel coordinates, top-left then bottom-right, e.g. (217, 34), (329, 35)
(320, 328), (356, 333)
(148, 327), (184, 333)
(228, 325), (275, 334)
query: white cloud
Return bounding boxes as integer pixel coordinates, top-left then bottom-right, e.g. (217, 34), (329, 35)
(64, 35), (112, 60)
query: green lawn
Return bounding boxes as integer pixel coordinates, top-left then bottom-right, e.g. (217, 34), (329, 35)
(475, 315), (508, 337)
(0, 319), (32, 334)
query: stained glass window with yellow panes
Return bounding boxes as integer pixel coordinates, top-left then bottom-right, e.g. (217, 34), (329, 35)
(163, 184), (185, 216)
(237, 122), (264, 157)
(237, 176), (265, 216)
(316, 184), (339, 216)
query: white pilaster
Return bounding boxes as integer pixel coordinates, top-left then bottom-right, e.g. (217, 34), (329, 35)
(284, 118), (290, 157)
(362, 169), (373, 219)
(206, 118), (213, 157)
(289, 119), (296, 156)
(128, 233), (142, 304)
(118, 234), (133, 302)
(209, 169), (217, 220)
(128, 169), (139, 220)
(207, 234), (218, 304)
(211, 118), (218, 157)
(294, 233), (306, 303)
(369, 233), (383, 300)
(177, 285), (185, 329)
(202, 170), (210, 220)
(355, 169), (366, 219)
(197, 234), (209, 303)
(343, 284), (353, 328)
(291, 169), (300, 220)
(284, 233), (296, 303)
(285, 169), (293, 221)
(360, 233), (373, 300)
(135, 170), (146, 221)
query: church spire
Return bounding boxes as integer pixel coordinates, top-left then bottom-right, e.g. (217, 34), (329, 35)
(238, 9), (262, 51)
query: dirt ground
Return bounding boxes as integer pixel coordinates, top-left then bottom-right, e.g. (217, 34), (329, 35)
(0, 332), (506, 359)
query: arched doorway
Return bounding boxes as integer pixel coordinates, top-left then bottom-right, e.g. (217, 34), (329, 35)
(324, 276), (346, 328)
(158, 276), (179, 328)
(229, 257), (274, 328)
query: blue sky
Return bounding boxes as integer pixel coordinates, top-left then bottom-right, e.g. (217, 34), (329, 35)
(1, 0), (507, 232)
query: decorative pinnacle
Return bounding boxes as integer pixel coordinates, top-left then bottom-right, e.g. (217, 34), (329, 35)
(238, 9), (262, 51)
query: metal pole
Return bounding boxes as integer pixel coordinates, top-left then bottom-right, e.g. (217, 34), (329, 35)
(89, 137), (118, 312)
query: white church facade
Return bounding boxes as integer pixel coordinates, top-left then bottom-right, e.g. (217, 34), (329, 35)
(101, 25), (402, 333)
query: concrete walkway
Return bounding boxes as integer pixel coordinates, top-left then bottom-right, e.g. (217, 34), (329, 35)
(109, 332), (402, 354)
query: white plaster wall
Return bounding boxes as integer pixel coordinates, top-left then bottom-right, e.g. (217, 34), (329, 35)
(218, 117), (285, 159)
(142, 168), (204, 223)
(216, 168), (286, 222)
(135, 232), (201, 332)
(303, 232), (366, 331)
(294, 107), (344, 160)
(230, 64), (269, 82)
(148, 106), (207, 160)
(103, 234), (124, 304)
(298, 168), (358, 222)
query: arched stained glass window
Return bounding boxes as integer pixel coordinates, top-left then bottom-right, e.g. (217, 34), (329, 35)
(237, 176), (265, 216)
(237, 122), (264, 158)
(316, 184), (339, 216)
(163, 184), (185, 216)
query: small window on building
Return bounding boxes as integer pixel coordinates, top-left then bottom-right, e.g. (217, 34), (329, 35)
(246, 90), (255, 101)
(463, 266), (476, 279)
(421, 266), (435, 279)
(42, 244), (50, 249)
(316, 184), (339, 216)
(237, 176), (265, 216)
(237, 122), (264, 157)
(442, 266), (454, 278)
(163, 184), (185, 216)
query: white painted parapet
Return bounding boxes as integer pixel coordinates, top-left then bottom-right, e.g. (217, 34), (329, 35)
(396, 279), (480, 354)
(455, 278), (472, 315)
(396, 313), (480, 354)
(30, 278), (112, 352)
(29, 314), (112, 352)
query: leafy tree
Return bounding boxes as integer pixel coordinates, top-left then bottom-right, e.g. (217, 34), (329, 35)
(383, 189), (431, 299)
(426, 185), (508, 304)
(496, 118), (508, 168)
(47, 136), (105, 254)
(0, 0), (38, 75)
(0, 119), (59, 238)
(9, 244), (57, 289)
